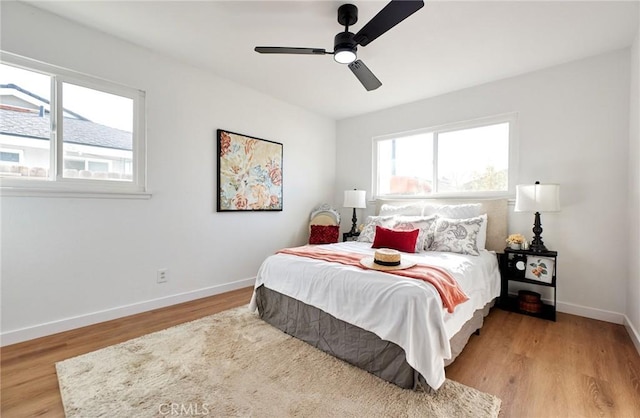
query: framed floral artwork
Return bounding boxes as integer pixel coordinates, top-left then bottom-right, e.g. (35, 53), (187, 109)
(525, 256), (555, 284)
(217, 129), (283, 211)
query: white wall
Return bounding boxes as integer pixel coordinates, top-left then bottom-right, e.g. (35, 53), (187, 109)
(627, 28), (640, 350)
(337, 50), (631, 322)
(0, 2), (336, 344)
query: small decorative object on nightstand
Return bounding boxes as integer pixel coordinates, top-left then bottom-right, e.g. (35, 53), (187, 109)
(498, 247), (558, 321)
(506, 233), (525, 250)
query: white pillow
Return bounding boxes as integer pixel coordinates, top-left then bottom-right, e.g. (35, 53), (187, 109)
(392, 215), (438, 252)
(379, 202), (424, 216)
(357, 215), (396, 243)
(430, 216), (484, 256)
(423, 203), (483, 219)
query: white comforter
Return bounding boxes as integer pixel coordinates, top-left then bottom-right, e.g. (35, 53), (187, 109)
(249, 241), (500, 390)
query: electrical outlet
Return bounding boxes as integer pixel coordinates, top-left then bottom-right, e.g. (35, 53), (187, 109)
(157, 268), (168, 283)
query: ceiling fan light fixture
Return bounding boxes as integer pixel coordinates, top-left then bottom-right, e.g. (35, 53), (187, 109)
(254, 1), (425, 90)
(334, 48), (357, 64)
(333, 31), (357, 64)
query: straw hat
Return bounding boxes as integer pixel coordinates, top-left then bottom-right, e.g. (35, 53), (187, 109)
(360, 248), (416, 271)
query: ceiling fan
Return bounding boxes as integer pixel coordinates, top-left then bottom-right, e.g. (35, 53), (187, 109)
(254, 0), (424, 91)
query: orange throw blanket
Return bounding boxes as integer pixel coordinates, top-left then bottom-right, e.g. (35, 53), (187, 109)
(277, 246), (468, 313)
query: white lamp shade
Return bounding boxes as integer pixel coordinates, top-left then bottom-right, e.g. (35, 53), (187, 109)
(515, 183), (560, 212)
(344, 189), (366, 208)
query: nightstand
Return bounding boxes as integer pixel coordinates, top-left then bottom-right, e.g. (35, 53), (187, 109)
(342, 231), (360, 242)
(498, 248), (558, 321)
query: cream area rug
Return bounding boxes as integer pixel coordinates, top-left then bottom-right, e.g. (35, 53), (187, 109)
(56, 307), (501, 417)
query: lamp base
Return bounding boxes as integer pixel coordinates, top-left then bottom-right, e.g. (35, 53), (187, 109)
(528, 242), (548, 252)
(349, 208), (358, 235)
(529, 211), (548, 252)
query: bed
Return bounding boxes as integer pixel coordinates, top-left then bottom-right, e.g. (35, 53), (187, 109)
(249, 198), (507, 391)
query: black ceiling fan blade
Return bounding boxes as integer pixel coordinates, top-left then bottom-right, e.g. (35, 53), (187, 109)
(255, 47), (328, 55)
(353, 0), (424, 47)
(348, 60), (382, 91)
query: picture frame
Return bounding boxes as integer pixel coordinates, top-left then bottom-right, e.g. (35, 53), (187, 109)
(217, 129), (283, 212)
(525, 256), (555, 283)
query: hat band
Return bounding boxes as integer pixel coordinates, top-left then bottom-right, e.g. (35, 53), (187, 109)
(374, 259), (401, 267)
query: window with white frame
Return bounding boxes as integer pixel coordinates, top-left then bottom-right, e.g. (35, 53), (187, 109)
(374, 115), (516, 197)
(0, 52), (146, 196)
(0, 149), (23, 164)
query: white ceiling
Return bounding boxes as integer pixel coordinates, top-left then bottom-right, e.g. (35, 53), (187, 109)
(26, 0), (639, 120)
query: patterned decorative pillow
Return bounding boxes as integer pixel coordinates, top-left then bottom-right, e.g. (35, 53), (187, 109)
(372, 226), (420, 253)
(357, 215), (396, 243)
(309, 225), (340, 244)
(392, 215), (438, 252)
(430, 216), (484, 256)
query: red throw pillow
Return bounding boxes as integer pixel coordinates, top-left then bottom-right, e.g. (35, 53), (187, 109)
(309, 225), (340, 244)
(372, 226), (419, 253)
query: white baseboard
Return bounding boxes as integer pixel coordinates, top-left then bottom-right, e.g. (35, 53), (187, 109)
(0, 277), (255, 347)
(507, 292), (625, 324)
(624, 316), (640, 355)
(556, 301), (625, 324)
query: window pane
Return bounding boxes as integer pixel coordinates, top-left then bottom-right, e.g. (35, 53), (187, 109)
(1, 151), (21, 162)
(64, 159), (85, 171)
(377, 133), (433, 195)
(61, 82), (133, 181)
(437, 123), (509, 192)
(87, 160), (109, 172)
(0, 64), (52, 179)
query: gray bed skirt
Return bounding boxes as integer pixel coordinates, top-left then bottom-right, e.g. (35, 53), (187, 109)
(255, 285), (493, 391)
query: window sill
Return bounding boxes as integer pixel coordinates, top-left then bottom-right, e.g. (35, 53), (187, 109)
(0, 186), (152, 199)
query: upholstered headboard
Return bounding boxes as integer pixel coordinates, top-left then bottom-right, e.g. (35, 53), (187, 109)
(374, 198), (508, 252)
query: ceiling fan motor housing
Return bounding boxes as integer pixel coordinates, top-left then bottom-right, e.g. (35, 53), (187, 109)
(334, 32), (357, 53)
(334, 32), (357, 63)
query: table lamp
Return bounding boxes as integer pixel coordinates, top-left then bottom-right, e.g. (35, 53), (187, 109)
(514, 181), (560, 252)
(344, 189), (366, 235)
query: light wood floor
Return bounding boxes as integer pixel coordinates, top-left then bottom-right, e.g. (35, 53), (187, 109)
(2, 286), (639, 417)
(447, 307), (640, 417)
